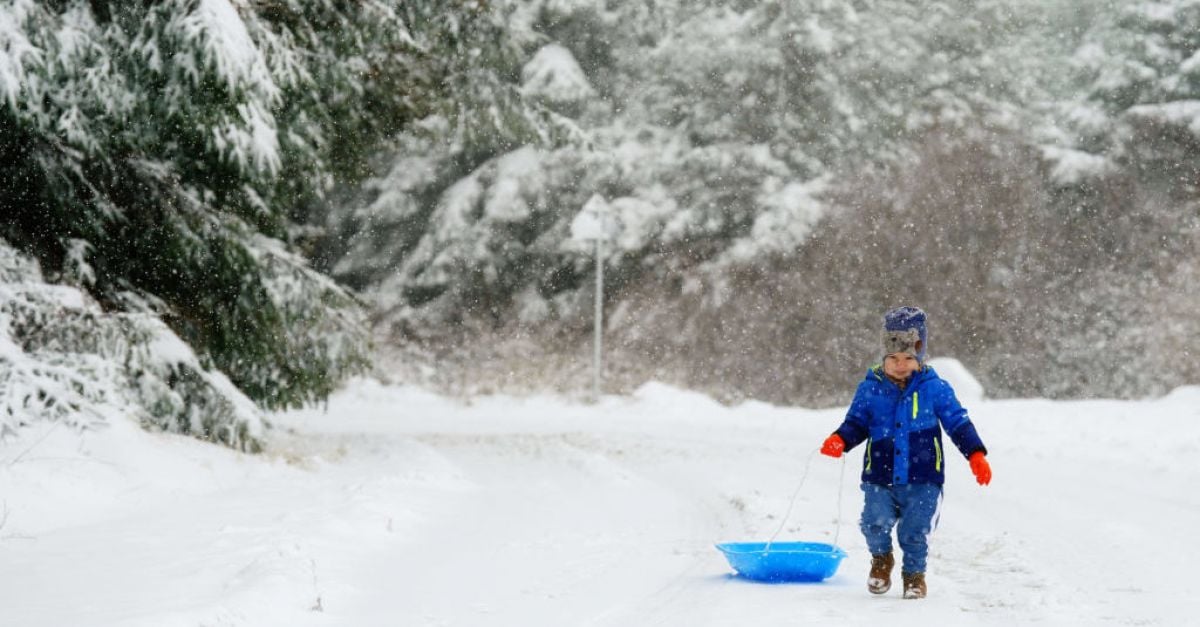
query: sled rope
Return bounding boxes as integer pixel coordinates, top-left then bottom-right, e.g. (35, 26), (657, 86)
(833, 452), (847, 547)
(763, 446), (848, 554)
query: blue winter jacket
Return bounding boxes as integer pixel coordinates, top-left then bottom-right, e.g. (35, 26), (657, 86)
(834, 365), (986, 486)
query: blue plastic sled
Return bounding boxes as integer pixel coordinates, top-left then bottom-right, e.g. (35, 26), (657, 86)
(716, 542), (847, 582)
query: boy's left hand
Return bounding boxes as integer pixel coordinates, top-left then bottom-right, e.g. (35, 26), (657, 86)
(969, 451), (991, 486)
(820, 433), (845, 458)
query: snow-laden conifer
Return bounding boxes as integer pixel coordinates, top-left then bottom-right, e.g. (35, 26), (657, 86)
(0, 241), (263, 449)
(0, 1), (466, 442)
(331, 0), (1051, 334)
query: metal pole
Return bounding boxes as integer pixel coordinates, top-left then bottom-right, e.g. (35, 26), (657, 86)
(593, 237), (603, 401)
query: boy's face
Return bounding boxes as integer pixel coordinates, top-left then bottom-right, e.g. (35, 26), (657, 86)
(883, 352), (920, 381)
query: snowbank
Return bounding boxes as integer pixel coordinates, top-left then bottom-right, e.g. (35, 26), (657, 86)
(927, 356), (985, 402)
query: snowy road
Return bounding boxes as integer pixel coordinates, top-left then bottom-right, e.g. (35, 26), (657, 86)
(2, 377), (1198, 626)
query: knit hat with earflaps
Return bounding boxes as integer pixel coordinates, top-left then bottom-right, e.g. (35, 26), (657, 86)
(882, 306), (927, 363)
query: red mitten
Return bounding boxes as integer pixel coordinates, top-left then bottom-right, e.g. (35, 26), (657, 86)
(820, 433), (845, 458)
(969, 451), (991, 486)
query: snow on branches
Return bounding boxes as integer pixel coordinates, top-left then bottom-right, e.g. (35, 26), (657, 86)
(0, 242), (264, 450)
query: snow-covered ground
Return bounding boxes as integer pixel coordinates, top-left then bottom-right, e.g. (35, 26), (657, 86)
(2, 362), (1198, 626)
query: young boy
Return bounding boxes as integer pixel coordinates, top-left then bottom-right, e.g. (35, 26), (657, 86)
(819, 306), (991, 599)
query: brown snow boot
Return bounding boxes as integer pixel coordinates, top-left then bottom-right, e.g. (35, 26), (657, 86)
(867, 552), (894, 594)
(902, 571), (927, 599)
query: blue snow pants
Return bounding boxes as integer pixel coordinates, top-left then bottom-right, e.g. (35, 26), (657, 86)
(860, 483), (943, 574)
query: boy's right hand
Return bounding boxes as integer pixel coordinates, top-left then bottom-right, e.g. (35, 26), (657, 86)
(969, 451), (992, 485)
(820, 433), (845, 458)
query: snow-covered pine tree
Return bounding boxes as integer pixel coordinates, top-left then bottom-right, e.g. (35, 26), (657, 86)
(315, 0), (572, 316)
(1059, 0), (1200, 187)
(1, 239), (264, 450)
(329, 0), (1057, 337)
(0, 1), (476, 442)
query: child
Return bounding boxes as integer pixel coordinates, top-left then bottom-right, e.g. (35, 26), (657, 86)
(820, 306), (991, 599)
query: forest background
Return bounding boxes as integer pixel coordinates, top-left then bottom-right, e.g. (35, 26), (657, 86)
(2, 0), (1198, 448)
